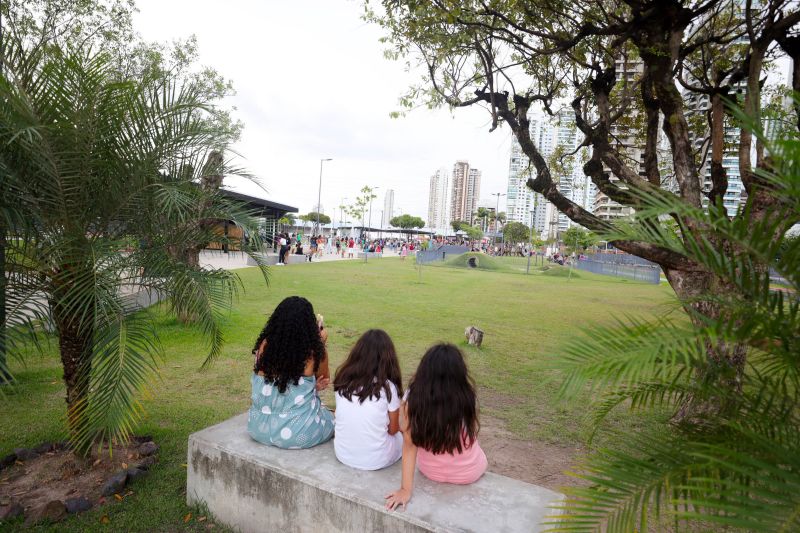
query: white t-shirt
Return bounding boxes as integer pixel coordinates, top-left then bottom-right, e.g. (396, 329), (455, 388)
(334, 381), (402, 470)
(279, 237), (287, 246)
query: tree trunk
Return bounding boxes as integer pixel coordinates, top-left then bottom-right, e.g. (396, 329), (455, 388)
(0, 229), (10, 384)
(166, 244), (201, 323)
(663, 268), (747, 425)
(178, 246), (201, 323)
(166, 151), (223, 324)
(53, 304), (94, 450)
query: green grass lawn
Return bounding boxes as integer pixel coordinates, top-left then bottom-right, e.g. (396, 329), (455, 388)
(0, 257), (676, 532)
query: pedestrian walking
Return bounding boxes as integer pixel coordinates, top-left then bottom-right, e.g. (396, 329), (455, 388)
(277, 233), (288, 266)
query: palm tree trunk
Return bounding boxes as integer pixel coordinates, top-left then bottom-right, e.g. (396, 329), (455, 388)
(0, 230), (9, 384)
(53, 304), (94, 450)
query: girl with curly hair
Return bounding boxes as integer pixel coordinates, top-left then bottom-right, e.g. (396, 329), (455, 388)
(248, 296), (334, 449)
(384, 343), (487, 510)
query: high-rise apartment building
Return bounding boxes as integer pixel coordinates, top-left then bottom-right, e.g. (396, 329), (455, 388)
(381, 189), (395, 228)
(505, 108), (595, 239)
(427, 168), (450, 233)
(684, 81), (747, 216)
(450, 160), (481, 224)
(594, 53), (641, 221)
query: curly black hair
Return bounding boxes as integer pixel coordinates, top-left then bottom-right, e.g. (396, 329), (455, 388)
(252, 296), (324, 393)
(407, 343), (479, 455)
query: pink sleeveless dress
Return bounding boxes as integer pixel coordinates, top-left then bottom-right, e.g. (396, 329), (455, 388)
(416, 435), (488, 484)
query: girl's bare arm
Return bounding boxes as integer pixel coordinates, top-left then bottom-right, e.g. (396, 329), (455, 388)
(385, 403), (416, 510)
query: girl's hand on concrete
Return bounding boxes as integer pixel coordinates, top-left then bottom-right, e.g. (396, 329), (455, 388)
(384, 488), (410, 511)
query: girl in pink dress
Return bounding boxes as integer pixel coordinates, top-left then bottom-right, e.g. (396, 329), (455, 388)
(384, 344), (487, 510)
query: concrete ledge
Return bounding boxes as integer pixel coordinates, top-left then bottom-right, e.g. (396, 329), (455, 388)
(187, 413), (563, 533)
(357, 252), (383, 259)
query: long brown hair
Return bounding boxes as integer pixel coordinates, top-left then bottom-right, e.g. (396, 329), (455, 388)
(334, 329), (402, 403)
(407, 343), (479, 454)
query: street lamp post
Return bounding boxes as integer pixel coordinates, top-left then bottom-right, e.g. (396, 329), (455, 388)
(367, 187), (379, 240)
(491, 193), (506, 249)
(338, 197), (349, 238)
(315, 158), (332, 236)
(526, 208), (535, 275)
(365, 187), (379, 263)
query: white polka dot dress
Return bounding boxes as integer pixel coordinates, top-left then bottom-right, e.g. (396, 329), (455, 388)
(247, 373), (334, 449)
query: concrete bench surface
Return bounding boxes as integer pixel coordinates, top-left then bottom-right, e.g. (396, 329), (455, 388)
(187, 413), (563, 533)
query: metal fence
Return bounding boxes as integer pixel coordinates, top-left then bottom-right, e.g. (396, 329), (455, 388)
(583, 253), (657, 266)
(415, 245), (470, 264)
(576, 254), (662, 284)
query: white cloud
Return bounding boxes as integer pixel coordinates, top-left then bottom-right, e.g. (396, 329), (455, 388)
(134, 0), (513, 220)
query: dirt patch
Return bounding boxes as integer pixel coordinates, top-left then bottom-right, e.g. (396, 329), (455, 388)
(480, 417), (584, 491)
(478, 389), (585, 491)
(0, 439), (156, 523)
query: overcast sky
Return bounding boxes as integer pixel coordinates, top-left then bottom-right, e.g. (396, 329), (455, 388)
(133, 0), (514, 222)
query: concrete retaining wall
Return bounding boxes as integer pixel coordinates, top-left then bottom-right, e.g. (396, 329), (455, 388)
(187, 413), (563, 533)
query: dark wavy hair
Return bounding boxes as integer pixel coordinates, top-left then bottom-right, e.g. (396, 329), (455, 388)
(252, 296), (324, 393)
(334, 329), (402, 404)
(407, 343), (479, 455)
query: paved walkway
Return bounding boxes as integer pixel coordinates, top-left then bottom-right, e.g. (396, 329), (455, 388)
(199, 248), (404, 270)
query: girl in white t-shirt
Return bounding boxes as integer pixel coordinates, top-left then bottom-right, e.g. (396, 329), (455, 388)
(333, 329), (403, 470)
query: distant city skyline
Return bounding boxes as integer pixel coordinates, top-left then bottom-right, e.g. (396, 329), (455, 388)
(133, 1), (792, 228)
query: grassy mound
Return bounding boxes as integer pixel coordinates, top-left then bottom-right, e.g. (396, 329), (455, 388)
(443, 252), (503, 271)
(441, 253), (582, 278)
(538, 265), (581, 278)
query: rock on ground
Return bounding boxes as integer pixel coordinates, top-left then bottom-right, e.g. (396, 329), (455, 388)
(126, 467), (147, 483)
(100, 471), (128, 496)
(25, 500), (66, 525)
(137, 455), (157, 470)
(137, 441), (159, 456)
(13, 448), (38, 461)
(64, 496), (92, 514)
(0, 503), (24, 521)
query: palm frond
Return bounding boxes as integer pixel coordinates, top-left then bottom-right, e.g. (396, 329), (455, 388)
(0, 43), (269, 448)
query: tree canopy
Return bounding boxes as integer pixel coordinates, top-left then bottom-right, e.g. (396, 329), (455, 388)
(1, 0), (243, 144)
(450, 219), (468, 233)
(369, 0), (800, 401)
(390, 214), (425, 229)
(346, 186), (377, 225)
(305, 212), (331, 225)
(473, 207), (490, 230)
(368, 0), (798, 272)
(460, 223), (483, 240)
(562, 226), (598, 251)
(279, 213), (297, 226)
(502, 221), (531, 244)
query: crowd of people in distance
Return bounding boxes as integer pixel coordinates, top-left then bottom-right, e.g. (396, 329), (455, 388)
(248, 296), (487, 510)
(273, 232), (426, 265)
(272, 231), (584, 268)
